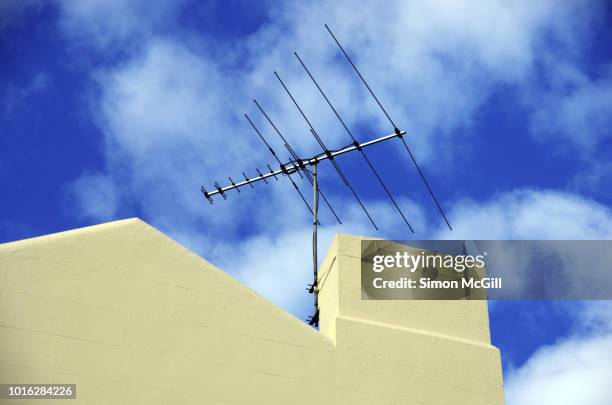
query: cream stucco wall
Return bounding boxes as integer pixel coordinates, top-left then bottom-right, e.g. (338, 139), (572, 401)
(0, 218), (504, 404)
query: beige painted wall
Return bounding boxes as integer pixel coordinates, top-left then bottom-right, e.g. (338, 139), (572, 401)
(0, 219), (504, 404)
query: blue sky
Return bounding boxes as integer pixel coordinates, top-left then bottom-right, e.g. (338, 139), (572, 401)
(2, 1), (612, 403)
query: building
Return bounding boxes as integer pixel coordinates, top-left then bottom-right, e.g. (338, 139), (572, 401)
(0, 218), (504, 404)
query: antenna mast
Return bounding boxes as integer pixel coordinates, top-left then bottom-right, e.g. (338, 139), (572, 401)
(311, 162), (319, 325)
(202, 129), (408, 325)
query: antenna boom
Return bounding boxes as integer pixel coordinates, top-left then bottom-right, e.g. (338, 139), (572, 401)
(203, 130), (406, 198)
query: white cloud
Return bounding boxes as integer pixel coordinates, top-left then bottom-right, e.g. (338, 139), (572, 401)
(53, 0), (185, 49)
(436, 188), (612, 239)
(505, 302), (612, 405)
(569, 161), (612, 199)
(221, 227), (322, 317)
(578, 302), (612, 334)
(529, 63), (612, 154)
(431, 190), (612, 300)
(75, 0), (608, 234)
(240, 0), (597, 166)
(67, 172), (120, 221)
(60, 0), (603, 164)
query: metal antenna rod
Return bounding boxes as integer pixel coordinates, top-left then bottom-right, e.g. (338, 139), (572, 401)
(244, 114), (319, 223)
(274, 71), (379, 230)
(325, 24), (398, 130)
(325, 24), (452, 231)
(294, 51), (415, 233)
(253, 99), (342, 225)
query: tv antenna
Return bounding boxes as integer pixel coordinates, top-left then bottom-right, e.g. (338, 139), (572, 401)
(201, 25), (452, 327)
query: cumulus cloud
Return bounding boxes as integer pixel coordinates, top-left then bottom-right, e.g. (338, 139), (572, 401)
(90, 38), (301, 237)
(529, 63), (612, 154)
(241, 0), (598, 165)
(505, 302), (612, 405)
(73, 0), (608, 233)
(431, 189), (612, 300)
(569, 161), (612, 200)
(436, 188), (612, 239)
(64, 0), (603, 166)
(67, 172), (120, 221)
(53, 0), (185, 49)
